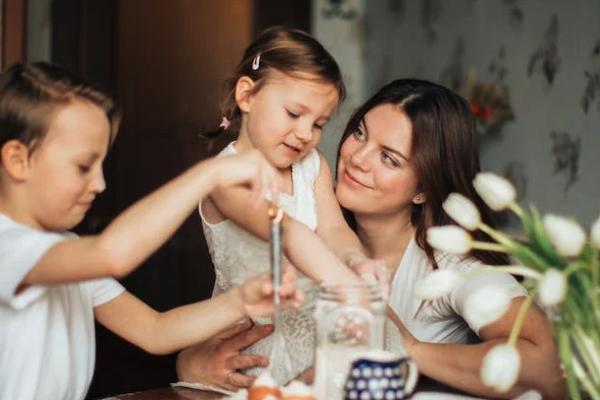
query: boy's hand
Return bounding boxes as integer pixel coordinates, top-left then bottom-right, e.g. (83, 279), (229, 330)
(212, 150), (278, 207)
(237, 264), (303, 318)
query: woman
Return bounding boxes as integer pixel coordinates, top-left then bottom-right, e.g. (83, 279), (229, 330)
(177, 79), (565, 398)
(335, 78), (564, 399)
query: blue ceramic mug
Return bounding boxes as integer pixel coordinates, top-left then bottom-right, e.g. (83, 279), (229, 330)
(343, 351), (418, 400)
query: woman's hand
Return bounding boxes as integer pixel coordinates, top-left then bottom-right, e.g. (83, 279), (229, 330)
(237, 264), (303, 318)
(176, 320), (273, 390)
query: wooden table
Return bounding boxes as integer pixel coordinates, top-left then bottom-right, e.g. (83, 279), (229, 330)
(108, 376), (468, 399)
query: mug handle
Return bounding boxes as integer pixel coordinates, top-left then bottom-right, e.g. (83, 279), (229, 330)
(399, 356), (419, 396)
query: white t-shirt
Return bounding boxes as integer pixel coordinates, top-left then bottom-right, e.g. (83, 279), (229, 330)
(0, 213), (124, 400)
(386, 235), (526, 346)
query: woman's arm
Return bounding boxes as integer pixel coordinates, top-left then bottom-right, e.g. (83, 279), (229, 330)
(389, 298), (565, 399)
(95, 267), (301, 355)
(23, 151), (275, 285)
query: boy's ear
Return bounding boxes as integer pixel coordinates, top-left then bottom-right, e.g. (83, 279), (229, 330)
(1, 140), (30, 181)
(235, 76), (256, 113)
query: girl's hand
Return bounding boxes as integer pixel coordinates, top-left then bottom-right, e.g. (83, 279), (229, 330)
(212, 150), (278, 207)
(348, 254), (390, 297)
(237, 264), (303, 318)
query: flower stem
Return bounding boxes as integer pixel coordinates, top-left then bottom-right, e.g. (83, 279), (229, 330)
(508, 294), (534, 346)
(479, 223), (515, 248)
(508, 202), (525, 219)
(479, 265), (542, 280)
(471, 241), (508, 253)
(557, 322), (582, 400)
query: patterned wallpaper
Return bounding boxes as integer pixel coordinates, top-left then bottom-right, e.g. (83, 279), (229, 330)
(316, 0), (600, 225)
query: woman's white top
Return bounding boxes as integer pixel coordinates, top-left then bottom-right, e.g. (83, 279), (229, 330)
(385, 235), (526, 349)
(200, 141), (321, 384)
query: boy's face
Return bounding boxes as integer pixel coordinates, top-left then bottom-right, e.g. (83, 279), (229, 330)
(25, 100), (110, 231)
(236, 70), (339, 169)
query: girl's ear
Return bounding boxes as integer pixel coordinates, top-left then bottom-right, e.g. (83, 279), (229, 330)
(235, 76), (256, 113)
(1, 140), (30, 181)
(412, 192), (426, 205)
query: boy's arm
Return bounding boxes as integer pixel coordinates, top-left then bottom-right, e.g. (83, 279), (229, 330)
(94, 289), (246, 355)
(95, 268), (301, 355)
(23, 152), (273, 285)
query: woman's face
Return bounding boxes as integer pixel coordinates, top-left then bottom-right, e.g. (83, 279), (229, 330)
(336, 103), (422, 217)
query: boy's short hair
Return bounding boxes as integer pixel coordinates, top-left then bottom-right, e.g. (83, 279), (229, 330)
(0, 62), (121, 153)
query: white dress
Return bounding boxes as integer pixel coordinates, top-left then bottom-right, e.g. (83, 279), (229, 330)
(200, 142), (321, 384)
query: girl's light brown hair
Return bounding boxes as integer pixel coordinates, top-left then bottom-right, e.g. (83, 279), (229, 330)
(209, 26), (345, 137)
(0, 62), (121, 154)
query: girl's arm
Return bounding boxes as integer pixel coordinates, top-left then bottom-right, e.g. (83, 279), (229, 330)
(312, 152), (371, 268)
(389, 298), (565, 399)
(94, 267), (302, 355)
(207, 163), (359, 285)
(23, 151), (275, 285)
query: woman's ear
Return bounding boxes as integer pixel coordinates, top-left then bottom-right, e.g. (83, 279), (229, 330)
(1, 140), (30, 181)
(412, 192), (426, 205)
(235, 76), (256, 113)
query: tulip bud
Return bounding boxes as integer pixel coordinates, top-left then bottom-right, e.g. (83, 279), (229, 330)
(465, 285), (511, 328)
(481, 344), (521, 392)
(415, 269), (461, 300)
(543, 214), (586, 257)
(538, 269), (567, 306)
(473, 173), (516, 211)
(426, 226), (472, 255)
(443, 193), (481, 231)
(591, 215), (600, 248)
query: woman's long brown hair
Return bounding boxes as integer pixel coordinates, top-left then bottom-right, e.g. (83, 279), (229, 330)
(336, 79), (509, 268)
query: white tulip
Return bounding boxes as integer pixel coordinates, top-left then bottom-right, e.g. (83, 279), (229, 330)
(543, 214), (586, 257)
(473, 173), (516, 211)
(464, 285), (511, 328)
(481, 344), (521, 392)
(415, 269), (462, 300)
(538, 269), (567, 306)
(443, 193), (481, 230)
(426, 226), (472, 255)
(591, 215), (600, 248)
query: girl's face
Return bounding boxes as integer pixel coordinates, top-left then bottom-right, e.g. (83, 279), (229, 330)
(236, 70), (339, 169)
(25, 100), (110, 231)
(336, 103), (422, 218)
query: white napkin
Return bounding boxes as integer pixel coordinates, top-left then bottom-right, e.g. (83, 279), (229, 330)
(171, 381), (236, 396)
(412, 390), (541, 400)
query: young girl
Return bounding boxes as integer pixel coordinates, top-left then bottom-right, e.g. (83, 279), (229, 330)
(200, 27), (380, 384)
(0, 62), (301, 400)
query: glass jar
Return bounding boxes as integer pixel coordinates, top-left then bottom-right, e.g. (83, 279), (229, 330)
(313, 283), (385, 400)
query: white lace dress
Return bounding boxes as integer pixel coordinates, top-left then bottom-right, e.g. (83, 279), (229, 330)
(200, 142), (321, 384)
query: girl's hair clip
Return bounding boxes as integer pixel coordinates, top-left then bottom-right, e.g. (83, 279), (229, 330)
(251, 54), (261, 71)
(219, 116), (231, 130)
